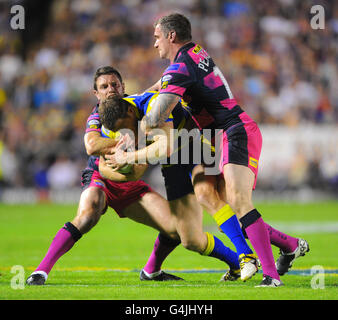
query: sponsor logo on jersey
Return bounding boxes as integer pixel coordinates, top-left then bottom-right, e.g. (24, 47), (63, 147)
(162, 74), (172, 82)
(94, 179), (106, 188)
(249, 157), (258, 168)
(88, 119), (100, 126)
(192, 44), (202, 54)
(161, 81), (169, 89)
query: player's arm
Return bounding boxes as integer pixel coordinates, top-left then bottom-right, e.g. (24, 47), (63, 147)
(144, 79), (161, 92)
(105, 122), (173, 168)
(84, 131), (120, 156)
(141, 93), (180, 131)
(125, 121), (173, 164)
(99, 156), (148, 182)
(99, 156), (128, 182)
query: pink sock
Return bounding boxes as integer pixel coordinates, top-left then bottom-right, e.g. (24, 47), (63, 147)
(265, 223), (298, 253)
(245, 217), (280, 280)
(36, 227), (76, 275)
(143, 234), (179, 274)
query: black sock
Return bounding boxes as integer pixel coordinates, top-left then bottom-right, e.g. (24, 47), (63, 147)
(63, 222), (82, 241)
(239, 209), (261, 230)
(158, 232), (181, 247)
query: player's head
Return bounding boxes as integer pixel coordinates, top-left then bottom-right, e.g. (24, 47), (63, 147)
(93, 66), (125, 101)
(154, 13), (192, 59)
(99, 97), (137, 132)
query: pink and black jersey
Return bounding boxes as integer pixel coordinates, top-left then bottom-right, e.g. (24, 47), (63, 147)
(159, 42), (244, 131)
(85, 104), (101, 171)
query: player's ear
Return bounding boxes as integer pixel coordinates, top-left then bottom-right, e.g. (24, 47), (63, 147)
(93, 89), (100, 100)
(127, 105), (135, 116)
(169, 31), (176, 42)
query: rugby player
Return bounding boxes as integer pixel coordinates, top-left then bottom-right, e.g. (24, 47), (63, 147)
(99, 93), (244, 278)
(140, 13), (309, 287)
(26, 67), (183, 285)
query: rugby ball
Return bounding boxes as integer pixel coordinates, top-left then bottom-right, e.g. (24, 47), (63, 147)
(117, 163), (133, 174)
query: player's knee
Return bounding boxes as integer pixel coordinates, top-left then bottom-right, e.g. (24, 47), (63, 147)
(194, 186), (218, 210)
(180, 237), (203, 253)
(75, 197), (105, 233)
(227, 189), (251, 217)
(73, 210), (101, 234)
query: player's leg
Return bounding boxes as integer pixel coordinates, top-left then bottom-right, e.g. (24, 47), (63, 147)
(160, 163), (241, 279)
(192, 164), (253, 257)
(223, 163), (282, 286)
(169, 193), (241, 277)
(122, 191), (182, 281)
(192, 165), (256, 281)
(241, 224), (309, 276)
(26, 186), (106, 285)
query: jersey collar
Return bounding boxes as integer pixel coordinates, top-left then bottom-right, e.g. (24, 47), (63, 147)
(174, 42), (195, 61)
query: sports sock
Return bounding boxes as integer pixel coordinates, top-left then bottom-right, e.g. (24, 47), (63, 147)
(143, 233), (180, 274)
(202, 232), (240, 270)
(213, 204), (252, 256)
(265, 223), (299, 253)
(242, 223), (299, 253)
(35, 222), (82, 275)
(240, 209), (280, 280)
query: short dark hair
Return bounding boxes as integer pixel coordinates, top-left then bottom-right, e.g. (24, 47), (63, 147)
(93, 66), (123, 91)
(98, 97), (130, 130)
(154, 13), (192, 43)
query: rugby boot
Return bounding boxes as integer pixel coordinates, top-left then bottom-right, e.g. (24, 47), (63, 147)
(26, 272), (47, 285)
(140, 269), (184, 281)
(239, 253), (260, 281)
(276, 238), (310, 275)
(219, 269), (240, 282)
(255, 275), (283, 287)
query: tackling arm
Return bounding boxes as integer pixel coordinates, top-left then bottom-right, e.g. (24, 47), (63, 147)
(125, 122), (173, 164)
(99, 156), (148, 182)
(141, 93), (180, 131)
(84, 131), (120, 156)
(104, 122), (173, 167)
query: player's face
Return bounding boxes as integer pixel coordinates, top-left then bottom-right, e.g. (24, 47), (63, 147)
(94, 74), (125, 101)
(154, 24), (170, 59)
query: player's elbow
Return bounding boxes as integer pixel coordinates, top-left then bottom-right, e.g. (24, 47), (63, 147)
(85, 138), (98, 156)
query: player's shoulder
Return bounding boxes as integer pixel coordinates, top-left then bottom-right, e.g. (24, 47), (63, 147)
(124, 91), (158, 106)
(86, 104), (100, 123)
(180, 43), (212, 67)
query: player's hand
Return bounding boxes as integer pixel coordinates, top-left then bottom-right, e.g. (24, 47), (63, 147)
(116, 133), (135, 151)
(104, 151), (127, 170)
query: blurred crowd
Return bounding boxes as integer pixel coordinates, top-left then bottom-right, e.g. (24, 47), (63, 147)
(0, 0), (337, 197)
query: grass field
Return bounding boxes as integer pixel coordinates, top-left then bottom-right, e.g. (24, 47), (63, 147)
(0, 202), (337, 301)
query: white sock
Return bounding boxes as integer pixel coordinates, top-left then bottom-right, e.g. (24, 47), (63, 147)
(31, 270), (48, 280)
(143, 269), (161, 278)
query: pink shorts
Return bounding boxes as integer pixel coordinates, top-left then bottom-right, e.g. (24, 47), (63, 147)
(214, 112), (262, 189)
(88, 170), (152, 217)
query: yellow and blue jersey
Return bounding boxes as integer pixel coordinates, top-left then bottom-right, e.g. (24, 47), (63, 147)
(123, 91), (188, 131)
(100, 91), (189, 144)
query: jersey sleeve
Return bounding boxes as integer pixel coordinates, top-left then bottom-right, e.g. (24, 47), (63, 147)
(159, 62), (195, 98)
(85, 105), (102, 134)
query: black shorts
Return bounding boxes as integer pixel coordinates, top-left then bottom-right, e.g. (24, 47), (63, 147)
(160, 134), (211, 201)
(161, 163), (195, 201)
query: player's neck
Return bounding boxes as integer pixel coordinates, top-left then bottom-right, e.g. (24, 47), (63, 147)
(169, 41), (190, 63)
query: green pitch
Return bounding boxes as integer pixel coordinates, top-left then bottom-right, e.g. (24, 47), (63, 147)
(0, 201), (337, 300)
